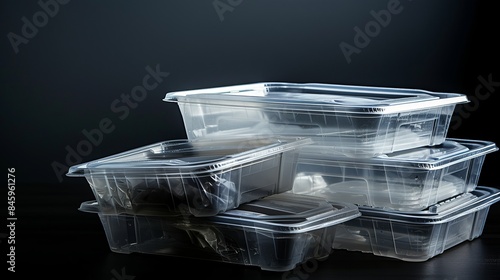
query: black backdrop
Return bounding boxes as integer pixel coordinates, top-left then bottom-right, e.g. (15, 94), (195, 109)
(1, 1), (499, 279)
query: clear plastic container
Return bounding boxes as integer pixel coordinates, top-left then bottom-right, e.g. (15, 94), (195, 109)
(332, 186), (500, 262)
(163, 82), (468, 157)
(79, 192), (361, 271)
(292, 138), (497, 211)
(67, 136), (312, 217)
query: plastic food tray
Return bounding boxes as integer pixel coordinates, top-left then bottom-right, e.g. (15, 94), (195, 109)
(332, 186), (500, 262)
(163, 82), (468, 157)
(292, 138), (497, 211)
(79, 193), (361, 271)
(67, 137), (312, 217)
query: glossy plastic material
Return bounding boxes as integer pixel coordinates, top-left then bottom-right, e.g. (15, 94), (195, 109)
(67, 137), (312, 217)
(292, 138), (497, 211)
(164, 82), (468, 157)
(332, 186), (500, 262)
(79, 193), (361, 271)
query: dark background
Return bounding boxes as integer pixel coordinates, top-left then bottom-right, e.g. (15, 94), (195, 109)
(1, 0), (499, 279)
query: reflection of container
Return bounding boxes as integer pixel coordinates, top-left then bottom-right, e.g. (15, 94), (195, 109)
(332, 186), (500, 262)
(79, 193), (361, 272)
(67, 137), (312, 217)
(164, 82), (468, 157)
(292, 138), (497, 211)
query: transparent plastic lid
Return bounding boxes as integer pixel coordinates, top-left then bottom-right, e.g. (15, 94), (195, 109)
(357, 186), (500, 224)
(300, 138), (498, 170)
(66, 136), (312, 176)
(164, 82), (469, 114)
(79, 193), (361, 233)
(211, 192), (361, 233)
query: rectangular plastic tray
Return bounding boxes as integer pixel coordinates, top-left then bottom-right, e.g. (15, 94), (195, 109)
(332, 186), (500, 262)
(79, 192), (361, 271)
(163, 82), (469, 157)
(292, 138), (497, 211)
(67, 136), (312, 217)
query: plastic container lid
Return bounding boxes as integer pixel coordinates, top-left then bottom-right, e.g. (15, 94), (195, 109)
(164, 82), (469, 114)
(298, 138), (498, 170)
(79, 192), (361, 234)
(66, 136), (313, 176)
(356, 186), (500, 224)
(212, 193), (361, 233)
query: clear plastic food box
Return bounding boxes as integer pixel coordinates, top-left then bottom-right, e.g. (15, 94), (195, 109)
(79, 192), (361, 271)
(163, 82), (469, 157)
(67, 137), (312, 217)
(292, 138), (497, 211)
(332, 186), (500, 262)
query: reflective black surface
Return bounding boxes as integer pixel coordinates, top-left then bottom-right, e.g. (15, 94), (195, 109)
(6, 182), (499, 279)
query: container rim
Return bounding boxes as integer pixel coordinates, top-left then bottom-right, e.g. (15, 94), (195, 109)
(297, 138), (498, 170)
(163, 82), (469, 114)
(78, 193), (362, 234)
(66, 136), (313, 177)
(355, 186), (500, 224)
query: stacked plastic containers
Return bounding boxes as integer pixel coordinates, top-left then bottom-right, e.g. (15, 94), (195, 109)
(163, 82), (500, 262)
(67, 134), (362, 271)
